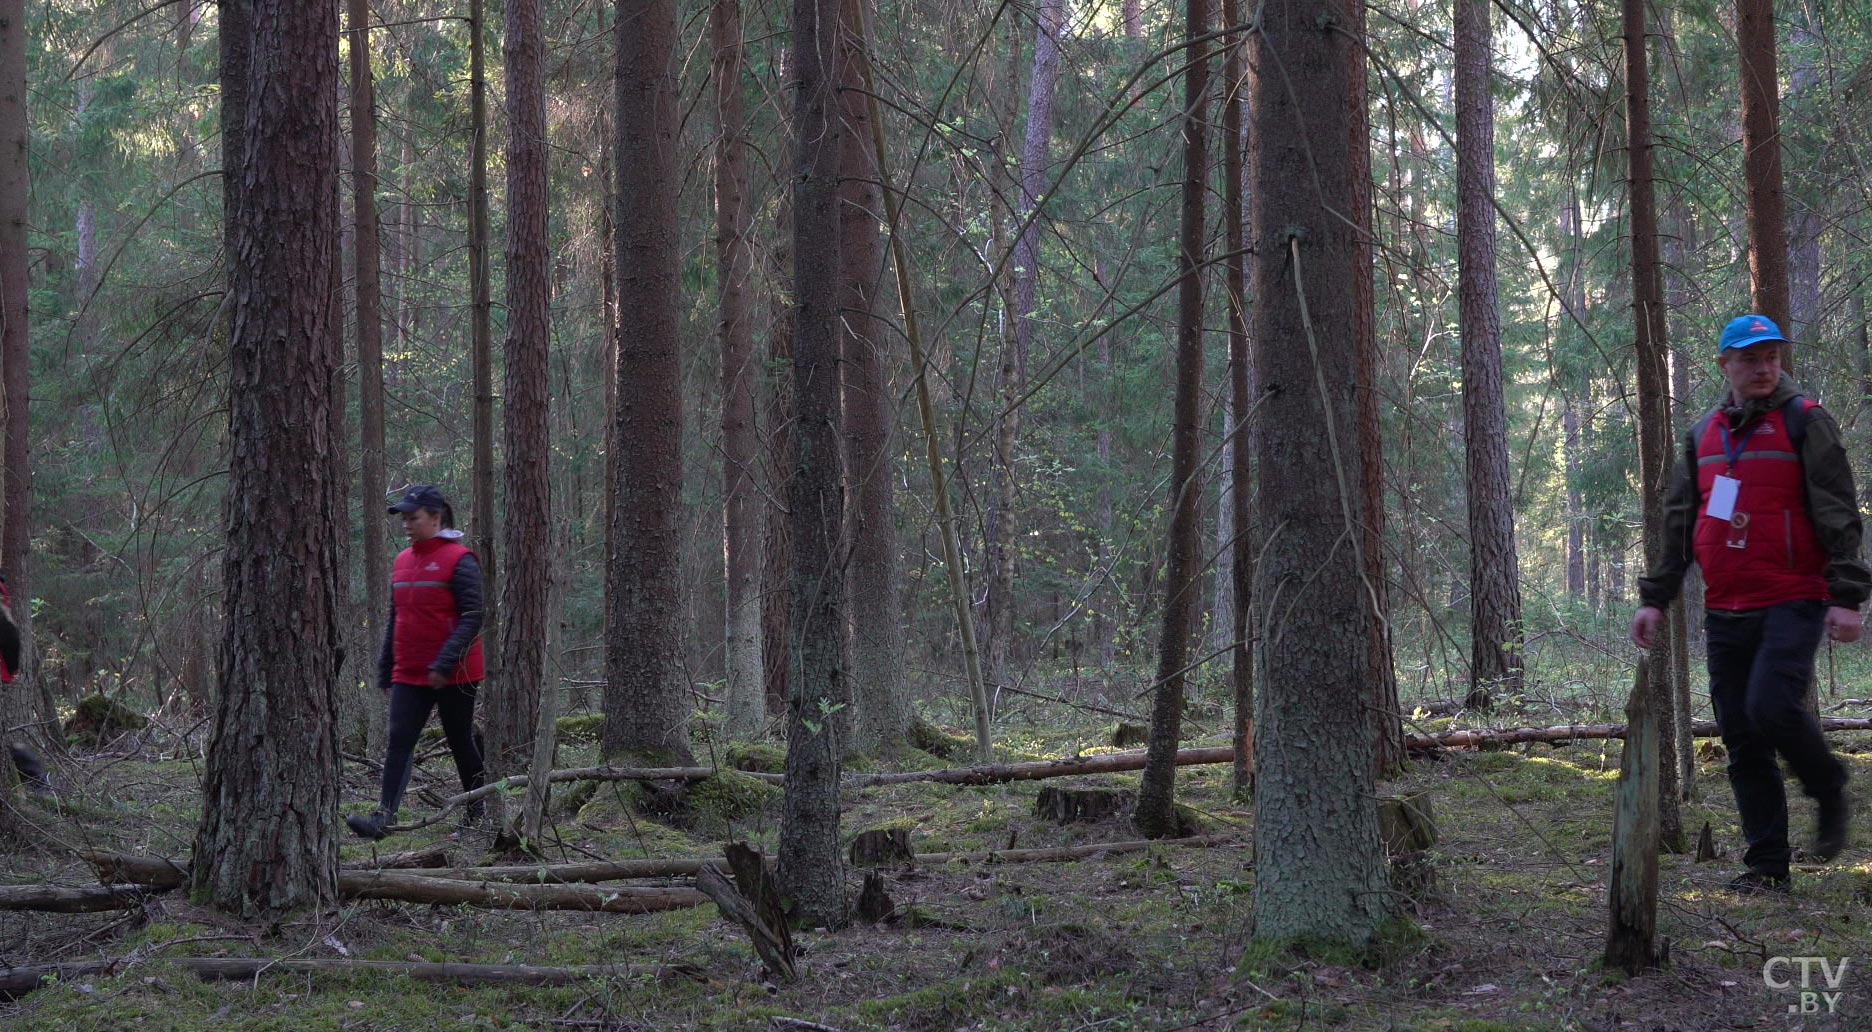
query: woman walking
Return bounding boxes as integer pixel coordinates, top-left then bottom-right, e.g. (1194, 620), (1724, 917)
(347, 484), (487, 840)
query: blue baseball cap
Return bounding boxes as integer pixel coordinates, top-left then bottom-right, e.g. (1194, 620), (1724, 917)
(388, 483), (451, 514)
(1719, 314), (1790, 353)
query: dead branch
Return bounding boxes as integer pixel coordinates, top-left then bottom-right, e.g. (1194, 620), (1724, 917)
(918, 835), (1235, 865)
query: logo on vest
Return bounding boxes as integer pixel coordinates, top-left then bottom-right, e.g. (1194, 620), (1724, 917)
(425, 562), (441, 572)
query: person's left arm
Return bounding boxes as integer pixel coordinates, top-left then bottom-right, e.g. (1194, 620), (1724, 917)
(1800, 405), (1871, 616)
(432, 552), (485, 681)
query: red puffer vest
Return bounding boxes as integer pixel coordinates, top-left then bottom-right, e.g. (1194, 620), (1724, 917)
(391, 537), (485, 684)
(1694, 401), (1828, 610)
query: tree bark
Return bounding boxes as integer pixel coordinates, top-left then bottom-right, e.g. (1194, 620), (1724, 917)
(468, 0), (497, 625)
(1347, 0), (1401, 777)
(1248, 0), (1392, 946)
(1221, 0), (1253, 798)
(1455, 0), (1523, 709)
(607, 0), (692, 763)
(347, 0), (388, 758)
(714, 0), (764, 736)
(0, 0), (35, 786)
(838, 0), (908, 754)
(191, 0), (344, 918)
(1622, 0), (1686, 853)
(486, 0), (554, 781)
(780, 0), (850, 928)
(1604, 660), (1662, 973)
(1739, 0), (1789, 330)
(1133, 0), (1208, 842)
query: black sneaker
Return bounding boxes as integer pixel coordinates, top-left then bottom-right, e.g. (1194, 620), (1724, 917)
(1729, 869), (1792, 895)
(346, 810), (389, 841)
(1812, 792), (1851, 863)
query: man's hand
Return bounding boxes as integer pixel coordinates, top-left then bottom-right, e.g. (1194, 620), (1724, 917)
(1826, 606), (1862, 644)
(1630, 606), (1665, 650)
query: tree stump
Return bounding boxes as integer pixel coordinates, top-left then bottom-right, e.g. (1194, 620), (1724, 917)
(1377, 793), (1437, 853)
(848, 827), (914, 867)
(1110, 722), (1150, 748)
(694, 843), (795, 981)
(854, 871), (896, 923)
(1034, 785), (1134, 824)
(1604, 658), (1663, 974)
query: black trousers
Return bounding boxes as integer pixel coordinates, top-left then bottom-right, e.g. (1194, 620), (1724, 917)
(1706, 600), (1849, 875)
(377, 682), (486, 818)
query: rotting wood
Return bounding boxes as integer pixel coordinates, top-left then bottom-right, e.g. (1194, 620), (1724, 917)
(854, 871), (895, 923)
(0, 956), (699, 1000)
(694, 844), (794, 981)
(1034, 785), (1133, 824)
(1605, 657), (1664, 974)
(847, 827), (914, 866)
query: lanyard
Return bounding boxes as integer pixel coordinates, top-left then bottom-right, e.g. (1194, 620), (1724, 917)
(1718, 420), (1747, 473)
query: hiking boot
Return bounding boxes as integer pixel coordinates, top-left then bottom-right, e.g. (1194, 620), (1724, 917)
(345, 810), (389, 841)
(1728, 869), (1792, 895)
(1812, 791), (1851, 863)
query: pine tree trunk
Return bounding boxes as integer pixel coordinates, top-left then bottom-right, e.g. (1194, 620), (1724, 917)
(0, 0), (31, 813)
(1455, 0), (1523, 709)
(714, 0), (764, 737)
(347, 0), (388, 758)
(1623, 0), (1685, 853)
(606, 0), (691, 763)
(191, 0), (344, 918)
(1739, 0), (1789, 330)
(839, 0), (908, 755)
(490, 0), (553, 777)
(1248, 0), (1392, 946)
(762, 191), (797, 720)
(780, 0), (848, 927)
(1221, 0), (1253, 797)
(1134, 0), (1207, 840)
(468, 0), (497, 642)
(1560, 192), (1587, 599)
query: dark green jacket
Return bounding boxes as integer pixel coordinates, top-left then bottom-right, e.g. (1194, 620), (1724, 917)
(1637, 373), (1871, 611)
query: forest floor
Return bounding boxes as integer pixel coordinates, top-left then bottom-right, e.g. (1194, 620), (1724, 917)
(0, 673), (1869, 1032)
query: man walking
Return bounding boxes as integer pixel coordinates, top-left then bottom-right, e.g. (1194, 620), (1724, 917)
(1631, 314), (1860, 893)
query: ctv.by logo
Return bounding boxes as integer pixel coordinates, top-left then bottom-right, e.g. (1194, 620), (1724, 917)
(1762, 956), (1850, 1015)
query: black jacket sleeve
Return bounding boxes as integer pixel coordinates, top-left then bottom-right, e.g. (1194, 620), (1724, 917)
(1637, 426), (1702, 610)
(1799, 406), (1871, 610)
(432, 553), (485, 677)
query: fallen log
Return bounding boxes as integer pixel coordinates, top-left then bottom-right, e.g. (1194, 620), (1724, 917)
(340, 870), (708, 913)
(343, 845), (452, 871)
(79, 853), (707, 914)
(0, 956), (693, 999)
(401, 858), (706, 884)
(389, 764), (784, 833)
(0, 883), (169, 913)
(916, 834), (1236, 865)
(847, 719), (1872, 788)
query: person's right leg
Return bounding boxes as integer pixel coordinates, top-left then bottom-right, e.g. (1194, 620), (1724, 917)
(433, 684), (486, 827)
(349, 683), (436, 839)
(1707, 608), (1792, 884)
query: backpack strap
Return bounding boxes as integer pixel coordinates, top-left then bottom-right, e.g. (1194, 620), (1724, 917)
(1781, 394), (1814, 450)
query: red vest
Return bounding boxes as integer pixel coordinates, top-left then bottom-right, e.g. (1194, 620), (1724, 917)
(391, 538), (485, 684)
(1694, 402), (1829, 610)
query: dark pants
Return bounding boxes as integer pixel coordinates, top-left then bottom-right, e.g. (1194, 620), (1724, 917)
(1706, 600), (1849, 875)
(377, 682), (485, 818)
(9, 742), (46, 789)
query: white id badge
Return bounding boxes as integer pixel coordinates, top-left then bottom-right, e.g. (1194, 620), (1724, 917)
(1706, 474), (1740, 522)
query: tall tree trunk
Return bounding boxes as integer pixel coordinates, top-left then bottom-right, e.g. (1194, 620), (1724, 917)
(1248, 0), (1391, 946)
(780, 0), (848, 927)
(1347, 0), (1401, 776)
(1739, 0), (1789, 330)
(606, 0), (691, 763)
(488, 0), (554, 777)
(714, 0), (764, 737)
(1623, 0), (1685, 854)
(1561, 188), (1587, 599)
(0, 0), (31, 814)
(1134, 0), (1207, 840)
(191, 0), (343, 918)
(468, 0), (497, 641)
(1455, 0), (1523, 709)
(838, 0), (908, 755)
(1221, 0), (1253, 797)
(347, 0), (388, 757)
(762, 197), (796, 721)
